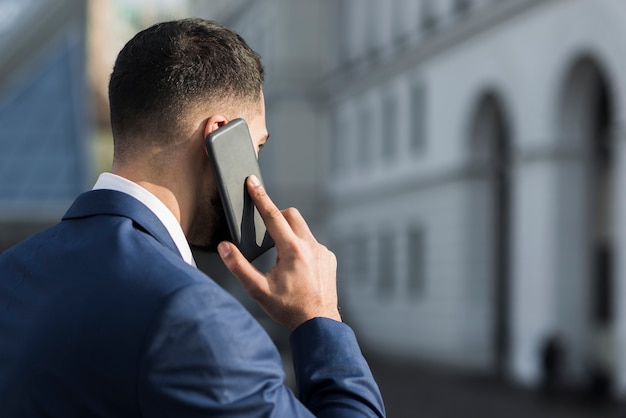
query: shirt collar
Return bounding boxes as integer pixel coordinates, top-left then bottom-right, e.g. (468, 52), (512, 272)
(92, 173), (197, 267)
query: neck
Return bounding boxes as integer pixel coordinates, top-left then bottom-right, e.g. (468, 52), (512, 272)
(111, 163), (193, 234)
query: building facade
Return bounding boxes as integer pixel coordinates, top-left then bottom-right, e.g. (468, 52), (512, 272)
(322, 0), (626, 394)
(197, 0), (626, 395)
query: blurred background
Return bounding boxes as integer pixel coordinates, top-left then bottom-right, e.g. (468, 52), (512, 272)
(1, 0), (626, 416)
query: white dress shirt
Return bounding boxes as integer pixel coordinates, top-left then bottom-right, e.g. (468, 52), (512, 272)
(93, 172), (197, 267)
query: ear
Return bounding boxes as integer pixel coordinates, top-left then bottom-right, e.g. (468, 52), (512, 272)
(203, 115), (229, 139)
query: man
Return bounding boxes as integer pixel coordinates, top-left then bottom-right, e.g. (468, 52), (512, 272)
(0, 18), (385, 417)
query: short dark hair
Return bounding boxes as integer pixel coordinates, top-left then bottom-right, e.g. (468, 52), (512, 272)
(108, 18), (264, 158)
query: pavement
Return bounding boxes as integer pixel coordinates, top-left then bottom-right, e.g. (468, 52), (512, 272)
(365, 353), (624, 418)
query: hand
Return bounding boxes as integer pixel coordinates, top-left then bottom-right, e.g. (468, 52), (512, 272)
(217, 175), (342, 330)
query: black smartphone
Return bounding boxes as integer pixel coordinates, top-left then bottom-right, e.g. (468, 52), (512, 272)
(205, 118), (274, 261)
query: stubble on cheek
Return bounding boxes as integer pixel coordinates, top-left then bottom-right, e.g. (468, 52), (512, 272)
(187, 189), (232, 252)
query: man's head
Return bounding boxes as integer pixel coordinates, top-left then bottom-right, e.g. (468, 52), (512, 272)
(109, 18), (264, 162)
(108, 18), (268, 250)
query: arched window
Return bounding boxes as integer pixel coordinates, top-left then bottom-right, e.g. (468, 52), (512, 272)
(556, 56), (615, 389)
(467, 91), (512, 374)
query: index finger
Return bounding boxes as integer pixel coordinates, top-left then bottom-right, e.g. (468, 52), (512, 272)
(246, 175), (297, 250)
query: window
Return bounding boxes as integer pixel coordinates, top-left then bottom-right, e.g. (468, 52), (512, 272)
(365, 0), (380, 56)
(353, 233), (371, 286)
(378, 232), (395, 299)
(420, 0), (437, 32)
(454, 0), (473, 14)
(329, 111), (343, 175)
(410, 82), (427, 153)
(407, 227), (425, 299)
(336, 0), (352, 66)
(381, 94), (398, 161)
(356, 103), (373, 167)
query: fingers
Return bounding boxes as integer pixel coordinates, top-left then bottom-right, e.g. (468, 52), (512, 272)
(281, 207), (314, 241)
(218, 241), (268, 299)
(246, 176), (299, 250)
(221, 181), (343, 330)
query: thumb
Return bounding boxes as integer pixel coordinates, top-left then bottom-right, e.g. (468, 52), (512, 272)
(218, 242), (268, 298)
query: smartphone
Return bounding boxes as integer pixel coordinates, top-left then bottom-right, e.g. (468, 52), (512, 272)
(205, 118), (274, 261)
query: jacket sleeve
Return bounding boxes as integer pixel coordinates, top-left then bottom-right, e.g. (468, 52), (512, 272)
(138, 282), (384, 417)
(291, 318), (386, 418)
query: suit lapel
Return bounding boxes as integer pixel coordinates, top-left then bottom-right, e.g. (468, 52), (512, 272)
(63, 190), (182, 258)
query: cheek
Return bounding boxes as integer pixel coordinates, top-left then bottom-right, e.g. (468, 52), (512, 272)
(202, 183), (217, 217)
(208, 185), (220, 211)
(202, 162), (217, 201)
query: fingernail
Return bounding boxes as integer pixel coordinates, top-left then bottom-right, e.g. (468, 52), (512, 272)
(248, 175), (261, 187)
(218, 242), (231, 257)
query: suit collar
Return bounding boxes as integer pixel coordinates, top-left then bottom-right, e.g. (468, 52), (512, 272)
(63, 189), (182, 258)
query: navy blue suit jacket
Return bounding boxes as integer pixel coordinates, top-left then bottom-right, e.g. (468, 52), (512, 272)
(0, 190), (385, 417)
